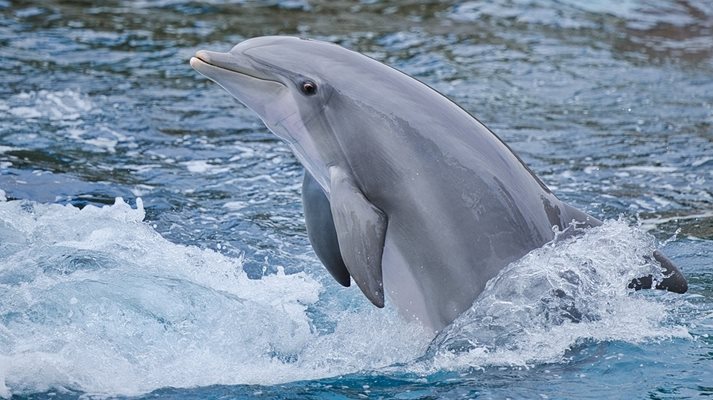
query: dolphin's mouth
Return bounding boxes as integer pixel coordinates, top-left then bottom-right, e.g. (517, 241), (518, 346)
(190, 50), (282, 85)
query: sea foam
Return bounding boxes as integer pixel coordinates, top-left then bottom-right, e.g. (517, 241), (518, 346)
(0, 198), (429, 397)
(0, 197), (689, 397)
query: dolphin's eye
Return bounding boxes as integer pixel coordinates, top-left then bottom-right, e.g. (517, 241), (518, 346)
(301, 80), (317, 96)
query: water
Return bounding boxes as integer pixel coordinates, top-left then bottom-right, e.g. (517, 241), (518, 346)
(1, 0), (711, 398)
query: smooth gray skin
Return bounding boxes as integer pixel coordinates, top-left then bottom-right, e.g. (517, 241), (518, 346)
(190, 36), (687, 332)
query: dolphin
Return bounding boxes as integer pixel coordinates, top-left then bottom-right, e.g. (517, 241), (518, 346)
(190, 36), (687, 332)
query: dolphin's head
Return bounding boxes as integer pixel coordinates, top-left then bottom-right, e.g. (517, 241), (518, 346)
(191, 36), (369, 190)
(191, 37), (338, 135)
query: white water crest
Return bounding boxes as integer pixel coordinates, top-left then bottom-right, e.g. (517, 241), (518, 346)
(422, 219), (691, 371)
(0, 197), (691, 397)
(0, 198), (429, 397)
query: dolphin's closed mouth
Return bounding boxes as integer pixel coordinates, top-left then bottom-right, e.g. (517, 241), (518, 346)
(190, 50), (281, 84)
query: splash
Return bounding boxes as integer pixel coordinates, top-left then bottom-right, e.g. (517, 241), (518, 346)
(0, 198), (429, 397)
(421, 220), (690, 371)
(0, 197), (691, 397)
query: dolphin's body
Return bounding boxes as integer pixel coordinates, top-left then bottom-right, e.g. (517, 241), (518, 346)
(191, 36), (686, 332)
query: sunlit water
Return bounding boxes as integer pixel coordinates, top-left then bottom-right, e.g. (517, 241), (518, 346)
(1, 0), (712, 398)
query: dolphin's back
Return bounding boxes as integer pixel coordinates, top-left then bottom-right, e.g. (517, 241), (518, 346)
(192, 36), (687, 333)
(314, 77), (577, 329)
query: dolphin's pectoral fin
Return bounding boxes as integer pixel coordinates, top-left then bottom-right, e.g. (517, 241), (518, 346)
(302, 171), (351, 287)
(629, 250), (688, 293)
(329, 166), (387, 308)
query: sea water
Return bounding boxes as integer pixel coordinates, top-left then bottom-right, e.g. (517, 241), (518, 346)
(1, 0), (712, 398)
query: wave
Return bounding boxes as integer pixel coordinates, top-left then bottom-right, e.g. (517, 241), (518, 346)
(0, 198), (429, 397)
(420, 220), (690, 372)
(0, 197), (690, 397)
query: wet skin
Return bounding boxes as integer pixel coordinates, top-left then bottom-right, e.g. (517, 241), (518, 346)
(191, 36), (687, 332)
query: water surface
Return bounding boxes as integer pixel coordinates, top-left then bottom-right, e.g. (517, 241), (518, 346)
(0, 0), (712, 398)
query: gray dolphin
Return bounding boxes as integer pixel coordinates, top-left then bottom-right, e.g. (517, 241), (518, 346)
(190, 36), (687, 332)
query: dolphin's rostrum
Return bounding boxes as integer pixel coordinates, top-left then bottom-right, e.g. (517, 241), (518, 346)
(191, 36), (687, 332)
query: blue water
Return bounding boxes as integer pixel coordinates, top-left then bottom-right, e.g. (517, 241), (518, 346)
(1, 0), (712, 398)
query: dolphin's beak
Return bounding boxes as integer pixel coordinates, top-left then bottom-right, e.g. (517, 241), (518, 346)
(189, 49), (289, 137)
(190, 50), (278, 83)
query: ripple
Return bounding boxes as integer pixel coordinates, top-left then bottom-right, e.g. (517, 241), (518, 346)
(1, 0), (712, 397)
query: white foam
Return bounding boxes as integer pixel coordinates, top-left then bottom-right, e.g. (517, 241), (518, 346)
(638, 210), (713, 233)
(223, 201), (248, 210)
(84, 137), (118, 153)
(419, 219), (691, 372)
(184, 160), (230, 174)
(0, 198), (429, 397)
(621, 165), (678, 173)
(692, 156), (712, 167)
(0, 199), (692, 397)
(0, 147), (19, 154)
(0, 90), (92, 122)
(0, 90), (136, 154)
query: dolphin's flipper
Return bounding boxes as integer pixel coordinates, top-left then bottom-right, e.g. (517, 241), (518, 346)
(328, 166), (387, 307)
(563, 205), (688, 294)
(628, 250), (688, 293)
(302, 171), (351, 287)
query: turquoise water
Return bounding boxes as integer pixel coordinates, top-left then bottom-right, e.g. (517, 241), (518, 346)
(1, 0), (712, 398)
